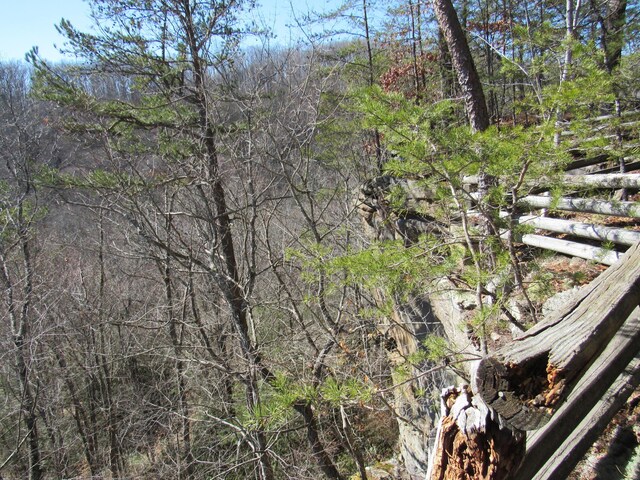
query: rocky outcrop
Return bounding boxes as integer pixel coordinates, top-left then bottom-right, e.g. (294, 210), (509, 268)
(356, 176), (445, 245)
(356, 177), (472, 478)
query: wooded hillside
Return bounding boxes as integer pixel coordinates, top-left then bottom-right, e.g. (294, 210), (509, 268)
(1, 0), (639, 479)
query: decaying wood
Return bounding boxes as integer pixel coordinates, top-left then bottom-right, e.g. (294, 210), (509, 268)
(519, 195), (640, 217)
(427, 385), (525, 480)
(520, 234), (622, 265)
(517, 215), (640, 246)
(513, 311), (640, 480)
(473, 241), (640, 431)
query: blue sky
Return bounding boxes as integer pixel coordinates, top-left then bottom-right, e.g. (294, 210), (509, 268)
(0, 0), (344, 62)
(1, 0), (91, 61)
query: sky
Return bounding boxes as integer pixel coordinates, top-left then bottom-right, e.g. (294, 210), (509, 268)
(1, 0), (91, 61)
(0, 0), (344, 63)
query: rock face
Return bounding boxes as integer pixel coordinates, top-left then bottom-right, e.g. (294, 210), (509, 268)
(357, 176), (445, 244)
(387, 297), (449, 477)
(356, 177), (468, 477)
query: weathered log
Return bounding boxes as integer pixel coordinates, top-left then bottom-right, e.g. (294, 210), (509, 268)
(520, 234), (622, 265)
(565, 133), (638, 148)
(513, 311), (640, 480)
(473, 241), (640, 431)
(559, 113), (640, 139)
(559, 173), (640, 189)
(566, 153), (611, 171)
(519, 195), (640, 217)
(574, 158), (640, 175)
(561, 117), (640, 134)
(426, 385), (525, 480)
(517, 215), (640, 246)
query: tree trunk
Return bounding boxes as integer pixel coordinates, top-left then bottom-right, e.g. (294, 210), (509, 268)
(0, 225), (43, 480)
(438, 28), (455, 100)
(293, 402), (345, 480)
(431, 0), (496, 298)
(431, 0), (490, 132)
(182, 9), (275, 478)
(362, 0), (384, 171)
(601, 0), (628, 73)
(599, 0), (628, 194)
(54, 349), (97, 475)
(97, 214), (124, 479)
(161, 237), (195, 479)
(554, 0), (577, 141)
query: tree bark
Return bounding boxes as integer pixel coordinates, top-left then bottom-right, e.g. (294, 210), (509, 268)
(54, 349), (97, 475)
(557, 173), (640, 189)
(430, 0), (490, 132)
(0, 216), (43, 480)
(601, 0), (628, 73)
(182, 9), (275, 479)
(161, 198), (195, 480)
(293, 402), (345, 480)
(362, 0), (384, 171)
(468, 173), (640, 189)
(430, 0), (496, 306)
(554, 0), (580, 144)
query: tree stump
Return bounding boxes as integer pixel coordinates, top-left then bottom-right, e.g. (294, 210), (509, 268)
(427, 385), (525, 480)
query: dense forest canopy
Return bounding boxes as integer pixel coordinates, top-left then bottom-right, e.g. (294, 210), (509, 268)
(1, 0), (639, 479)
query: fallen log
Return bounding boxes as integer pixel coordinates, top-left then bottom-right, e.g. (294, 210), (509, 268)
(520, 234), (622, 265)
(513, 311), (640, 480)
(519, 195), (640, 217)
(517, 215), (640, 246)
(560, 112), (640, 132)
(537, 358), (640, 480)
(473, 241), (640, 431)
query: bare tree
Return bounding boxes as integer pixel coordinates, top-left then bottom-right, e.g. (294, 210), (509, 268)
(0, 61), (61, 480)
